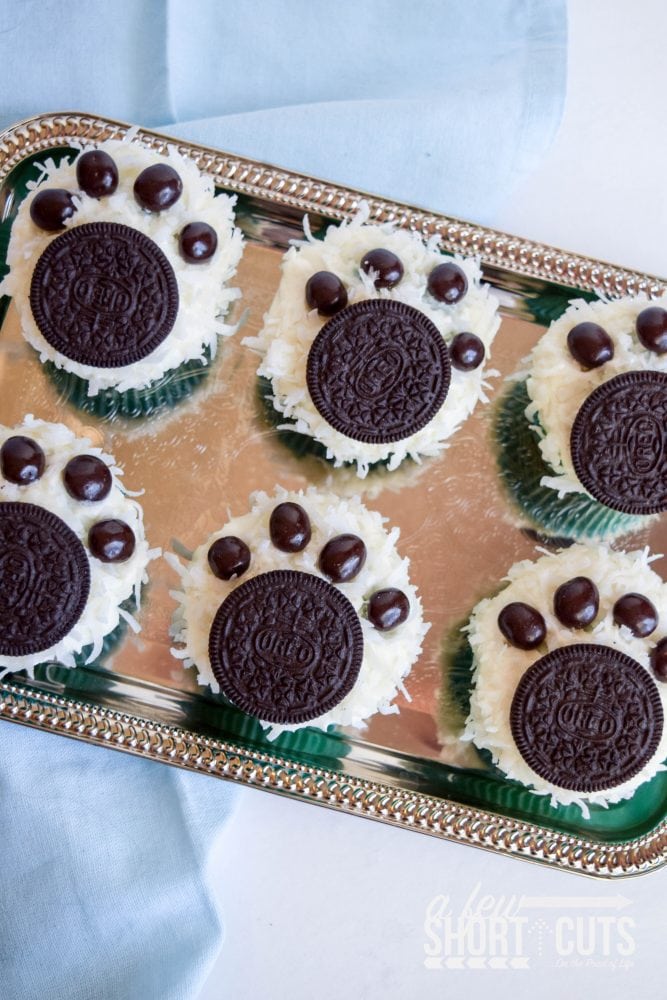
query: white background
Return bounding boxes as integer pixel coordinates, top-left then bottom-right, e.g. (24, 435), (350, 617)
(199, 3), (667, 997)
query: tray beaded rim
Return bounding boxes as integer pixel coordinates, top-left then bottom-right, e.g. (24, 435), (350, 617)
(0, 111), (665, 879)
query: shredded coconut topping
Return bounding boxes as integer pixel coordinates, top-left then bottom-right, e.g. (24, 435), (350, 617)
(168, 486), (429, 737)
(464, 544), (667, 814)
(244, 210), (500, 476)
(0, 416), (156, 674)
(1, 140), (244, 394)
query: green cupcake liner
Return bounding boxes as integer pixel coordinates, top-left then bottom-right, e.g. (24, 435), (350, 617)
(1, 595), (137, 689)
(257, 375), (417, 475)
(190, 690), (352, 766)
(439, 628), (502, 775)
(440, 625), (667, 827)
(45, 347), (214, 420)
(71, 595), (137, 670)
(525, 286), (599, 327)
(257, 375), (331, 462)
(494, 378), (644, 541)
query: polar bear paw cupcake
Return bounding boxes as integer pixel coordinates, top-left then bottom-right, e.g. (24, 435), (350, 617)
(463, 544), (667, 814)
(167, 487), (428, 736)
(496, 295), (667, 539)
(245, 206), (500, 477)
(0, 416), (155, 676)
(0, 139), (243, 417)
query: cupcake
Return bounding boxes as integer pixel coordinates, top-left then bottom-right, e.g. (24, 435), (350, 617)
(167, 487), (428, 736)
(496, 295), (667, 539)
(463, 544), (667, 814)
(0, 416), (155, 676)
(245, 206), (500, 477)
(0, 139), (244, 418)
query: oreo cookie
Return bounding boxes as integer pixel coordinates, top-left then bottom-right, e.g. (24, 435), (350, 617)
(0, 502), (90, 656)
(570, 370), (667, 514)
(306, 299), (450, 443)
(208, 569), (364, 724)
(510, 643), (663, 792)
(30, 221), (178, 367)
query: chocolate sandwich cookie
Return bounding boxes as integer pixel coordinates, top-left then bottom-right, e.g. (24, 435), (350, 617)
(208, 569), (364, 724)
(306, 299), (450, 444)
(570, 370), (667, 515)
(0, 502), (91, 656)
(510, 643), (663, 792)
(30, 221), (179, 368)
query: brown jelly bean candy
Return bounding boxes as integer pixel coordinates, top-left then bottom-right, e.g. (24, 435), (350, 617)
(269, 502), (312, 553)
(553, 576), (599, 629)
(207, 536), (251, 580)
(498, 602), (546, 650)
(613, 593), (658, 637)
(1, 436), (45, 484)
(360, 248), (404, 289)
(319, 534), (367, 583)
(368, 589), (410, 631)
(30, 189), (76, 231)
(567, 322), (613, 369)
(305, 271), (348, 316)
(76, 150), (119, 198)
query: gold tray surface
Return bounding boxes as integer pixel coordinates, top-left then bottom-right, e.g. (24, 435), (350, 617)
(0, 112), (665, 879)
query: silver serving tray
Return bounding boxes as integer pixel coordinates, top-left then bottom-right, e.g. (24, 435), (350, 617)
(0, 112), (665, 879)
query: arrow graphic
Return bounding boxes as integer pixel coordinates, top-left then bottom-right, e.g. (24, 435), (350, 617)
(425, 957), (530, 970)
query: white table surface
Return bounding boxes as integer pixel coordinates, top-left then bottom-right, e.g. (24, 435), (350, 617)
(198, 3), (667, 997)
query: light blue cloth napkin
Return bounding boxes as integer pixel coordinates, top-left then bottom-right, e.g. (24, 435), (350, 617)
(0, 3), (566, 999)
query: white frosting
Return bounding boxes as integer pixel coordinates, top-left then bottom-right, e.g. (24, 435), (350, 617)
(526, 294), (667, 496)
(463, 544), (667, 813)
(244, 208), (500, 476)
(0, 139), (244, 394)
(168, 486), (429, 736)
(0, 417), (156, 674)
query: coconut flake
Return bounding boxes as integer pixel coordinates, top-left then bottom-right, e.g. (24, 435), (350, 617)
(464, 544), (667, 811)
(526, 295), (667, 495)
(1, 140), (244, 394)
(0, 417), (155, 673)
(244, 211), (500, 474)
(168, 486), (429, 735)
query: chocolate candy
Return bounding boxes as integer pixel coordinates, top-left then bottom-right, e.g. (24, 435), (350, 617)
(1, 435), (45, 484)
(208, 570), (364, 724)
(636, 306), (667, 354)
(368, 588), (410, 631)
(497, 602), (546, 650)
(567, 322), (614, 369)
(0, 502), (90, 655)
(76, 150), (119, 198)
(510, 643), (663, 791)
(570, 371), (667, 514)
(179, 222), (218, 263)
(427, 262), (468, 304)
(307, 299), (450, 444)
(613, 592), (658, 637)
(319, 534), (367, 583)
(553, 576), (599, 629)
(63, 455), (112, 502)
(207, 536), (251, 580)
(88, 519), (136, 563)
(29, 189), (76, 232)
(360, 248), (403, 289)
(305, 271), (348, 316)
(30, 222), (178, 368)
(449, 332), (485, 371)
(650, 637), (667, 681)
(133, 164), (183, 212)
(269, 502), (311, 553)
